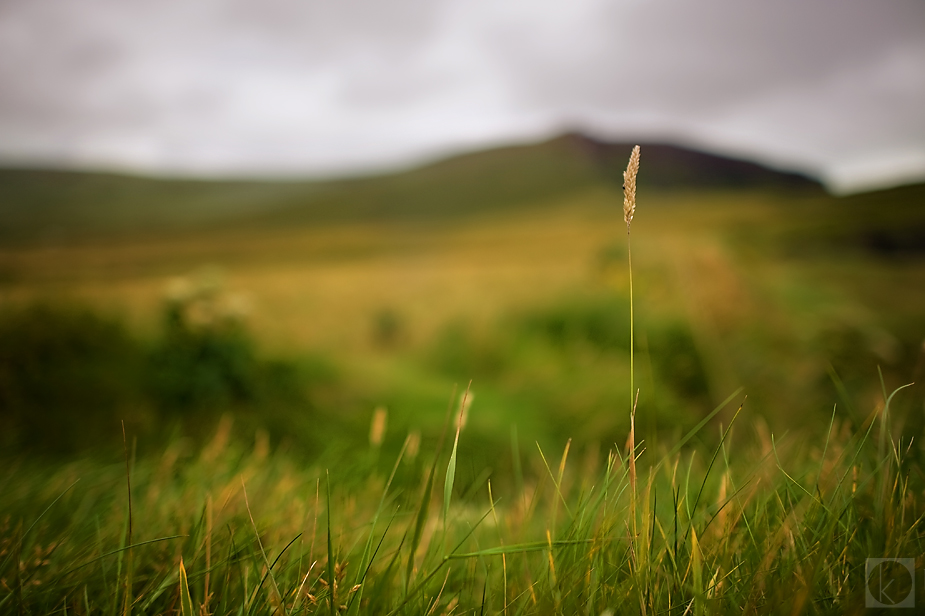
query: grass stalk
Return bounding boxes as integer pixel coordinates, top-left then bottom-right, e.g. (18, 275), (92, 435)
(203, 494), (212, 614)
(444, 382), (471, 533)
(623, 145), (640, 418)
(121, 423), (133, 616)
(623, 146), (643, 609)
(325, 471), (336, 616)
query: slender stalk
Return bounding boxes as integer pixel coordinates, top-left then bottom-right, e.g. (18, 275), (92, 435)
(122, 422), (133, 616)
(622, 146), (642, 608)
(622, 144), (640, 423)
(628, 231), (634, 414)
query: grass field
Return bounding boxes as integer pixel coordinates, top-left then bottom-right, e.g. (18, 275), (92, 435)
(2, 183), (923, 439)
(1, 141), (925, 612)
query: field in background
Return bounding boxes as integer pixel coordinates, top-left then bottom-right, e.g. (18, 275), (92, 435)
(2, 171), (924, 459)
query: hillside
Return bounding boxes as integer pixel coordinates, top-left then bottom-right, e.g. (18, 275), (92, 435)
(0, 134), (825, 243)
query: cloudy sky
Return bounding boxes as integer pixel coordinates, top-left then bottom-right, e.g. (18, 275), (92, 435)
(1, 0), (923, 193)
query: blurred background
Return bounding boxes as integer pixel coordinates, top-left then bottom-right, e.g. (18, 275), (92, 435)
(1, 0), (924, 465)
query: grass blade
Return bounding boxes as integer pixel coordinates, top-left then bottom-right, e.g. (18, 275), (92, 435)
(326, 470), (336, 616)
(666, 389), (743, 459)
(121, 422), (133, 616)
(178, 558), (194, 616)
(242, 479), (288, 616)
(444, 384), (471, 530)
(443, 437), (459, 530)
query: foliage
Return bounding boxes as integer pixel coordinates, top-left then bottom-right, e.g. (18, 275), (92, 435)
(0, 294), (323, 455)
(148, 278), (265, 412)
(0, 304), (145, 452)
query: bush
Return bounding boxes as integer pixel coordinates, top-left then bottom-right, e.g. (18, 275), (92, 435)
(0, 304), (146, 452)
(148, 297), (261, 412)
(0, 293), (323, 455)
(519, 295), (631, 353)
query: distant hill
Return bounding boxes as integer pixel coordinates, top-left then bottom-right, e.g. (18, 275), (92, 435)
(778, 182), (925, 258)
(562, 134), (822, 190)
(0, 133), (841, 243)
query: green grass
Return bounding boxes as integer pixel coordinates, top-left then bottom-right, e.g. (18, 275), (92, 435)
(1, 382), (921, 614)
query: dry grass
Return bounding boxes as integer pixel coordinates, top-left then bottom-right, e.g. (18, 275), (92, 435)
(623, 145), (640, 231)
(0, 192), (624, 354)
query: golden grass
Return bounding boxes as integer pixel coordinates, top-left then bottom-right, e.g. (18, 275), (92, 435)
(623, 145), (640, 231)
(0, 191), (629, 353)
(1, 186), (921, 423)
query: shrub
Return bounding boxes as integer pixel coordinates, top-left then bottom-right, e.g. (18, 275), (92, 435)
(0, 294), (322, 455)
(0, 303), (145, 452)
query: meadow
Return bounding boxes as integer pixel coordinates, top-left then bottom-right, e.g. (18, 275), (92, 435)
(1, 139), (925, 613)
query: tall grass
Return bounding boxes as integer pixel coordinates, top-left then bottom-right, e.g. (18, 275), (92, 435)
(1, 386), (920, 614)
(623, 146), (642, 612)
(623, 144), (640, 419)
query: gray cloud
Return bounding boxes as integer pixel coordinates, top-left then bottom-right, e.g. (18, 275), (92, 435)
(0, 0), (923, 192)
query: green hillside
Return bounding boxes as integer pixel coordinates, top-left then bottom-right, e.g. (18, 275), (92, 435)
(0, 134), (825, 243)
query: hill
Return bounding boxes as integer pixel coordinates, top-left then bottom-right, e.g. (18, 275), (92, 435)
(0, 133), (843, 244)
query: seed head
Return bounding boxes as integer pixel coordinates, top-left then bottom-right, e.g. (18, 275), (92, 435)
(623, 145), (640, 232)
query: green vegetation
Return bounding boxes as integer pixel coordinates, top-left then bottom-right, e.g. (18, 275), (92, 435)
(1, 139), (924, 612)
(0, 303), (145, 453)
(0, 294), (334, 457)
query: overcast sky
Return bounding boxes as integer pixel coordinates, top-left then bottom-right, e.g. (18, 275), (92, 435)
(1, 0), (923, 193)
